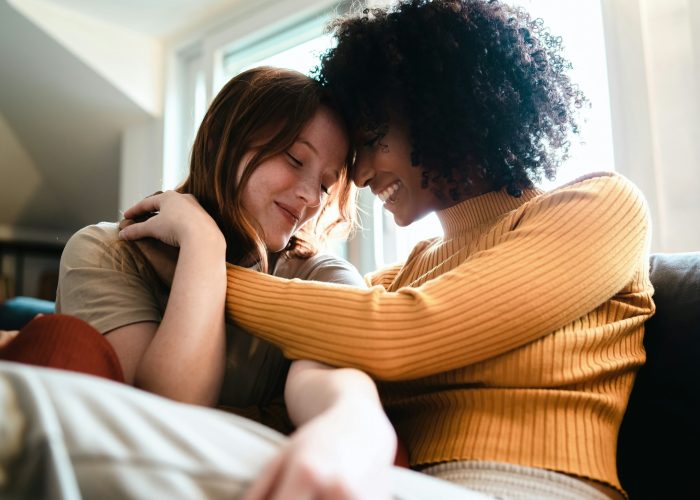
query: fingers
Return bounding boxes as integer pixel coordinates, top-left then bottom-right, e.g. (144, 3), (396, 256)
(118, 218), (134, 231)
(0, 330), (19, 349)
(320, 482), (356, 500)
(268, 461), (317, 500)
(118, 218), (153, 241)
(243, 453), (285, 500)
(267, 457), (354, 500)
(122, 192), (164, 220)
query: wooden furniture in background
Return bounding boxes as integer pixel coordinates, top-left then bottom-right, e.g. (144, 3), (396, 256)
(0, 239), (64, 301)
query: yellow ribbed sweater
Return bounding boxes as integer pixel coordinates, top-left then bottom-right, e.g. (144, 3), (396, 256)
(225, 172), (654, 493)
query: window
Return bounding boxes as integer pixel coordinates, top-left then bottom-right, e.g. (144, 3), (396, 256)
(221, 16), (333, 80)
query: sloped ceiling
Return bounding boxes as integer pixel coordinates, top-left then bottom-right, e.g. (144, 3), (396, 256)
(40, 0), (247, 38)
(0, 0), (150, 235)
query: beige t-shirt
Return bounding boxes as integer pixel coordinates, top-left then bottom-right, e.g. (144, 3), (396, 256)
(56, 222), (364, 414)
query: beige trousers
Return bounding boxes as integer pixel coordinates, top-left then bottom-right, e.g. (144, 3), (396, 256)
(422, 461), (612, 500)
(0, 362), (484, 500)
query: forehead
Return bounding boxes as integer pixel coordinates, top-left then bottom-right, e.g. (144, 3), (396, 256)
(298, 107), (349, 162)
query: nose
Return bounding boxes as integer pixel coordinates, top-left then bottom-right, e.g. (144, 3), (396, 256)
(352, 151), (375, 188)
(296, 176), (322, 208)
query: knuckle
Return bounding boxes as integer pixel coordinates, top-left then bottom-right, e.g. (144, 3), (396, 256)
(295, 460), (323, 486)
(326, 480), (355, 499)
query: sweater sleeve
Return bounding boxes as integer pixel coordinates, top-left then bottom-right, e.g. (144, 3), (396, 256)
(225, 174), (651, 380)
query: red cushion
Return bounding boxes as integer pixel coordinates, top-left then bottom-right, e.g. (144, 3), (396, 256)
(0, 314), (125, 383)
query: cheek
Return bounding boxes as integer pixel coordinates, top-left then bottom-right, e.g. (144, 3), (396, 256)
(239, 180), (267, 223)
(238, 183), (254, 212)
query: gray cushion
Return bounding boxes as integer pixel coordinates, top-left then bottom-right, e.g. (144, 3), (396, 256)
(618, 252), (700, 498)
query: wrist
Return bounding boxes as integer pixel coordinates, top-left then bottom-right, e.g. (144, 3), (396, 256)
(333, 395), (395, 435)
(180, 225), (226, 256)
(333, 397), (398, 460)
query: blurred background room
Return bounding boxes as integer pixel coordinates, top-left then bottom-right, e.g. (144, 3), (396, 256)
(1, 0), (699, 302)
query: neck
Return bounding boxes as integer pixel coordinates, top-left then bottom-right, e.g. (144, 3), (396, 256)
(238, 250), (280, 273)
(433, 174), (496, 211)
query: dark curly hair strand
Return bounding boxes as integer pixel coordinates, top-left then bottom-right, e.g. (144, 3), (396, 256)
(317, 0), (587, 198)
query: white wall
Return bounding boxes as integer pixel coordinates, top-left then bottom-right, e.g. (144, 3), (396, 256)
(119, 119), (165, 213)
(0, 111), (41, 226)
(9, 0), (164, 116)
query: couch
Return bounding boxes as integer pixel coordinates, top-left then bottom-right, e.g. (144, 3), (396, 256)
(617, 252), (700, 498)
(0, 295), (55, 330)
(2, 252), (699, 498)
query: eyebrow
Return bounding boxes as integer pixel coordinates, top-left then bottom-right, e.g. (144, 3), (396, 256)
(296, 139), (318, 156)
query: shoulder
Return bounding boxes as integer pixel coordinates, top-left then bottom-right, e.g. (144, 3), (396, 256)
(67, 222), (119, 246)
(61, 222), (120, 268)
(548, 171), (645, 204)
(513, 171), (651, 259)
(527, 171), (649, 221)
(274, 252), (365, 287)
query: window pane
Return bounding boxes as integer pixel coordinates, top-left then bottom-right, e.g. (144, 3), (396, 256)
(510, 0), (615, 188)
(221, 13), (333, 80)
(238, 34), (334, 76)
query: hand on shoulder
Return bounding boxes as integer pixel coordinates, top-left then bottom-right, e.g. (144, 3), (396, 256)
(119, 191), (225, 250)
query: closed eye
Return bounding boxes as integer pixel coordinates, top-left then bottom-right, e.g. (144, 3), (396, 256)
(286, 152), (302, 166)
(363, 134), (380, 148)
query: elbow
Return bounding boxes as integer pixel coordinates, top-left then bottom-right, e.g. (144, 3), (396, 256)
(360, 354), (415, 382)
(136, 380), (218, 407)
(134, 370), (219, 407)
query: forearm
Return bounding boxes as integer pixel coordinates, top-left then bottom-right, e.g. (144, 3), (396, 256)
(285, 360), (392, 438)
(246, 360), (396, 499)
(226, 175), (652, 380)
(136, 239), (227, 406)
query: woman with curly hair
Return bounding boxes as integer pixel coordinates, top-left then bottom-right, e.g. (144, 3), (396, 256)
(122, 1), (653, 498)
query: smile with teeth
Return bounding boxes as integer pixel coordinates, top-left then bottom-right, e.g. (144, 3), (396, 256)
(377, 181), (402, 203)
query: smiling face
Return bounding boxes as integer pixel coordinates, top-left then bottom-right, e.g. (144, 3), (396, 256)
(353, 121), (450, 227)
(239, 105), (349, 252)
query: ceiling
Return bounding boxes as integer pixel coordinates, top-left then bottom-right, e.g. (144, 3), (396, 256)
(34, 0), (247, 37)
(0, 0), (152, 234)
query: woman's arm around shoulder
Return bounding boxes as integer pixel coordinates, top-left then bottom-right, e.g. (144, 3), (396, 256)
(224, 172), (653, 380)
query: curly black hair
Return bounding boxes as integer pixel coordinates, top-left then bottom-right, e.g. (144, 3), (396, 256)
(317, 0), (587, 197)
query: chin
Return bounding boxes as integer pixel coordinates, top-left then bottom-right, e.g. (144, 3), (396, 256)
(393, 215), (413, 227)
(265, 236), (291, 253)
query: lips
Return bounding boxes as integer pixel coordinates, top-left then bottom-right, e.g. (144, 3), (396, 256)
(374, 181), (402, 203)
(275, 202), (301, 225)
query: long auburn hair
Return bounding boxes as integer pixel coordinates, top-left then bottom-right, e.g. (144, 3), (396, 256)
(177, 66), (357, 272)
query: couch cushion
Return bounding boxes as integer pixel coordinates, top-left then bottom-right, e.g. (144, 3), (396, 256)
(0, 296), (55, 330)
(618, 252), (700, 498)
